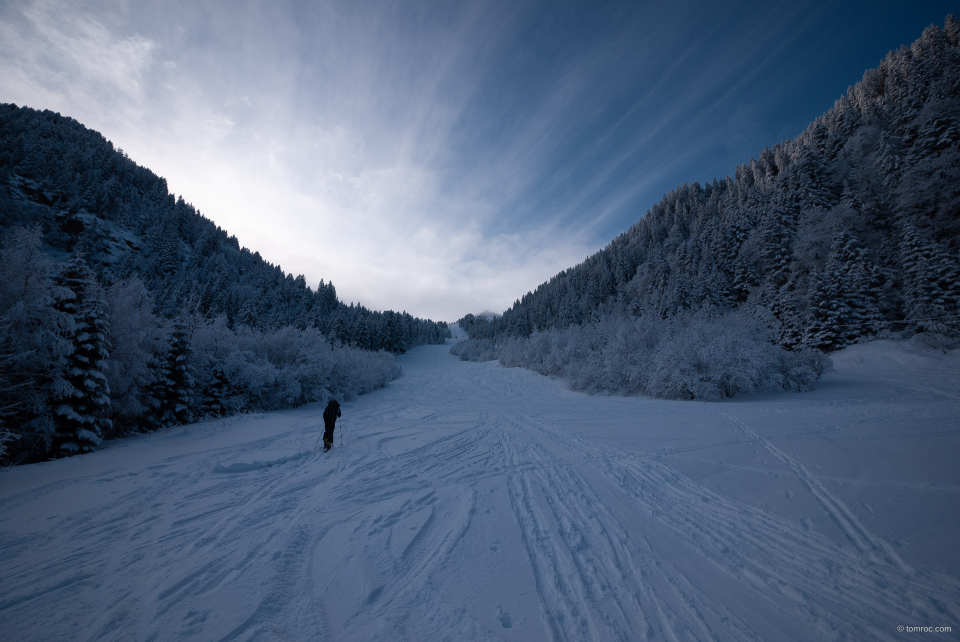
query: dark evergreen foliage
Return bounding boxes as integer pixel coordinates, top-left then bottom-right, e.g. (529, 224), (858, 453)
(143, 317), (195, 430)
(200, 365), (231, 418)
(461, 16), (960, 354)
(49, 256), (111, 455)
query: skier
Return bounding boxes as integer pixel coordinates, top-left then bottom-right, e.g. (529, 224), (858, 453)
(322, 399), (341, 451)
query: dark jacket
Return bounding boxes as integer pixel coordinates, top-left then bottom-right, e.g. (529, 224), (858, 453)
(323, 400), (341, 433)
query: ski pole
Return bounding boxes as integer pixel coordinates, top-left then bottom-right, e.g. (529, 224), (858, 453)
(339, 417), (343, 446)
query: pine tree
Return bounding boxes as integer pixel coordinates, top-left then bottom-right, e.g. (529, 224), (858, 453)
(898, 222), (958, 329)
(804, 259), (852, 352)
(932, 248), (960, 330)
(804, 232), (888, 351)
(235, 302), (260, 329)
(758, 206), (796, 290)
(769, 287), (804, 349)
(833, 232), (886, 339)
(50, 256), (111, 456)
(730, 255), (759, 303)
(330, 310), (348, 346)
(147, 220), (180, 276)
(144, 317), (195, 429)
(201, 364), (231, 417)
(293, 291), (314, 330)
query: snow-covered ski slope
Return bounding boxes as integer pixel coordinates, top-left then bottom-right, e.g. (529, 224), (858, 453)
(2, 339), (959, 641)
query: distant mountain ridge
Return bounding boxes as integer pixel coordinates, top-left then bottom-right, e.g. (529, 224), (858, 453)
(454, 16), (960, 400)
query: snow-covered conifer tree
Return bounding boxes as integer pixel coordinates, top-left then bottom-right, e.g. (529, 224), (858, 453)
(784, 230), (882, 351)
(330, 311), (348, 346)
(769, 287), (804, 349)
(293, 291), (314, 330)
(899, 222), (959, 329)
(201, 364), (231, 417)
(730, 255), (759, 303)
(50, 256), (111, 456)
(758, 206), (796, 290)
(804, 250), (855, 352)
(144, 317), (195, 429)
(833, 232), (886, 340)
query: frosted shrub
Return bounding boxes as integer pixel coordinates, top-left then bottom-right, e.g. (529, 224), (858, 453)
(493, 337), (520, 365)
(778, 347), (833, 392)
(497, 317), (666, 394)
(645, 312), (833, 399)
(478, 311), (829, 400)
(220, 348), (277, 409)
(450, 338), (498, 362)
(104, 277), (163, 434)
(645, 313), (782, 399)
(189, 319), (401, 416)
(499, 332), (543, 371)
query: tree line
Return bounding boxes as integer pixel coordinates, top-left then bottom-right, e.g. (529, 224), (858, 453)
(0, 105), (449, 464)
(455, 16), (960, 399)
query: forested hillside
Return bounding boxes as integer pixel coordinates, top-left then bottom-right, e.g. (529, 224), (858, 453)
(0, 104), (447, 349)
(0, 106), (448, 464)
(456, 16), (960, 399)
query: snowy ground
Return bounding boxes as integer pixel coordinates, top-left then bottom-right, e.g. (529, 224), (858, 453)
(1, 338), (959, 641)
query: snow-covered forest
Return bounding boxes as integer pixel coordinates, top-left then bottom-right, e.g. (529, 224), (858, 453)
(454, 17), (960, 397)
(0, 107), (449, 464)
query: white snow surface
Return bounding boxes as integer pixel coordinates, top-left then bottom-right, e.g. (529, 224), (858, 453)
(1, 338), (959, 640)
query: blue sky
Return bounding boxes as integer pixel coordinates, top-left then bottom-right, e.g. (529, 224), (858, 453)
(0, 0), (956, 320)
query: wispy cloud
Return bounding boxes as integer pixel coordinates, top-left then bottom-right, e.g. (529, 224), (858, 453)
(0, 0), (155, 123)
(1, 0), (951, 320)
(23, 1), (153, 94)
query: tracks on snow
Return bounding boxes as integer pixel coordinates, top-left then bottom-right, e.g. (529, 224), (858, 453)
(2, 347), (959, 641)
(495, 411), (960, 641)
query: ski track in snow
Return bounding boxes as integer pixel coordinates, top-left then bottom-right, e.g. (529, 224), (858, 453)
(1, 340), (959, 640)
